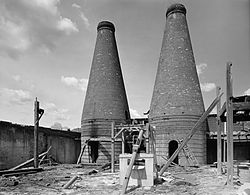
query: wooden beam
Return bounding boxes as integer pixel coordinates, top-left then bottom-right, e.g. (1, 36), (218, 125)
(219, 102), (226, 117)
(216, 86), (222, 175)
(159, 93), (223, 176)
(233, 102), (250, 111)
(223, 123), (226, 164)
(149, 125), (159, 179)
(115, 124), (144, 128)
(39, 153), (47, 166)
(77, 142), (88, 165)
(226, 62), (234, 185)
(121, 128), (144, 194)
(114, 127), (127, 139)
(34, 98), (39, 168)
(221, 114), (250, 122)
(146, 123), (150, 153)
(63, 176), (79, 189)
(122, 131), (125, 154)
(9, 146), (51, 171)
(88, 137), (122, 142)
(111, 122), (115, 173)
(2, 168), (44, 177)
(218, 101), (250, 121)
(0, 168), (43, 176)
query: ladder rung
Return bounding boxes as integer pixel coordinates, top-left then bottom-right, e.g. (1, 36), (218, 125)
(179, 139), (199, 167)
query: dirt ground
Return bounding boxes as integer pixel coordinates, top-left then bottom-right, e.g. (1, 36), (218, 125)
(0, 164), (248, 195)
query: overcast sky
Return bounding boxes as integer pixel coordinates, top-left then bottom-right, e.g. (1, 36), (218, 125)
(0, 0), (249, 129)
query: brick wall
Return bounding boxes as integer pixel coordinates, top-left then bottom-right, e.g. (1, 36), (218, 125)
(0, 121), (81, 170)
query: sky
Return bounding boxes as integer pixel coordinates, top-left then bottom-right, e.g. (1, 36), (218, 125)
(0, 0), (249, 130)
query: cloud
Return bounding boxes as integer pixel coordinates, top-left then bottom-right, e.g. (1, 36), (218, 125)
(43, 102), (70, 121)
(130, 108), (142, 118)
(196, 63), (207, 75)
(51, 122), (69, 130)
(11, 74), (35, 90)
(0, 0), (79, 58)
(57, 17), (78, 35)
(61, 76), (88, 91)
(32, 0), (59, 14)
(72, 3), (90, 29)
(12, 75), (21, 81)
(200, 83), (216, 92)
(0, 88), (32, 105)
(72, 3), (81, 9)
(243, 88), (250, 95)
(80, 12), (90, 29)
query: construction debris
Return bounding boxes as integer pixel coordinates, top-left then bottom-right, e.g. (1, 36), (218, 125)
(0, 164), (247, 194)
(9, 146), (51, 171)
(0, 177), (19, 187)
(87, 169), (98, 175)
(63, 175), (79, 189)
(237, 183), (250, 195)
(0, 168), (44, 177)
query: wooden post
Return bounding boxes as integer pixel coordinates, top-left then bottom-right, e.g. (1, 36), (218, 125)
(77, 143), (88, 165)
(34, 98), (39, 168)
(121, 129), (144, 194)
(216, 87), (222, 175)
(146, 123), (149, 153)
(223, 124), (226, 163)
(149, 125), (159, 179)
(226, 62), (234, 185)
(122, 131), (125, 154)
(111, 121), (115, 173)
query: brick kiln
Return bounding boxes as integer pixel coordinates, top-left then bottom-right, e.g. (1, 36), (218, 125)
(149, 4), (207, 166)
(81, 21), (130, 163)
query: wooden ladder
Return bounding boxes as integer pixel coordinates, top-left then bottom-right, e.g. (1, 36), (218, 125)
(159, 93), (223, 175)
(179, 140), (199, 167)
(121, 128), (144, 194)
(121, 125), (159, 194)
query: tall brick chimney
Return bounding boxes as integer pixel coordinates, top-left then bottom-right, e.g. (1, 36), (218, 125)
(149, 4), (207, 165)
(81, 21), (130, 163)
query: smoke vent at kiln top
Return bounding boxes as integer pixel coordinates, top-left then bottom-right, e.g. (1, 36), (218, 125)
(149, 4), (207, 165)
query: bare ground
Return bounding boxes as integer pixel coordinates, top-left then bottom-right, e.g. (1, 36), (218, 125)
(0, 164), (246, 195)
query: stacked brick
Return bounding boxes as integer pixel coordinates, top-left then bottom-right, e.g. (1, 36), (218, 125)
(81, 21), (130, 163)
(149, 4), (207, 165)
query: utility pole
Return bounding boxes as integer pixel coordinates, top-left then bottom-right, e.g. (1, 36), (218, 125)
(34, 98), (44, 168)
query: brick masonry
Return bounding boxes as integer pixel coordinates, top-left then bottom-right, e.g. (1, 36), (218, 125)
(0, 121), (81, 170)
(81, 21), (130, 163)
(149, 4), (207, 166)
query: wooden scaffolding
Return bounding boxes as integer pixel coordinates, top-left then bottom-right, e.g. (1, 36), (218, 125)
(217, 62), (250, 185)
